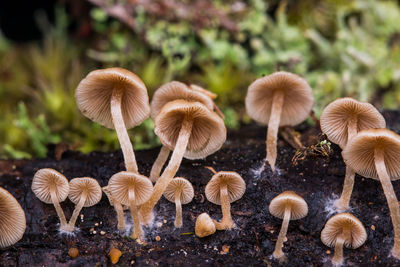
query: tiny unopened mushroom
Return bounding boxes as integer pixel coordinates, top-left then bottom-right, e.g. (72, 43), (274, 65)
(320, 98), (385, 211)
(195, 213), (216, 238)
(0, 187), (26, 248)
(269, 191), (308, 260)
(109, 172), (153, 239)
(321, 213), (367, 266)
(205, 171), (246, 230)
(245, 72), (314, 171)
(343, 128), (400, 258)
(102, 185), (128, 231)
(31, 168), (69, 231)
(66, 177), (102, 231)
(163, 177), (194, 228)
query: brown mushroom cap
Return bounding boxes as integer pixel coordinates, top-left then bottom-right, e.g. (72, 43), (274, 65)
(154, 99), (226, 160)
(245, 71), (314, 126)
(205, 171), (246, 205)
(195, 213), (216, 238)
(75, 67), (150, 129)
(163, 177), (194, 204)
(69, 178), (102, 207)
(31, 168), (69, 204)
(108, 171), (153, 206)
(320, 98), (386, 148)
(321, 213), (367, 249)
(269, 191), (308, 220)
(342, 128), (400, 180)
(150, 81), (214, 120)
(0, 187), (26, 248)
(189, 84), (217, 100)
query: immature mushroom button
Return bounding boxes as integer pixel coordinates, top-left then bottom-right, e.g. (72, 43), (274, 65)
(269, 191), (308, 261)
(205, 171), (246, 230)
(67, 177), (102, 232)
(163, 177), (194, 228)
(245, 71), (314, 171)
(0, 187), (26, 248)
(321, 213), (367, 266)
(31, 168), (69, 231)
(195, 213), (216, 238)
(342, 128), (400, 258)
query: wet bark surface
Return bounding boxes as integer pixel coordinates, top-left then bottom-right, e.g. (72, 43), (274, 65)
(1, 111), (400, 266)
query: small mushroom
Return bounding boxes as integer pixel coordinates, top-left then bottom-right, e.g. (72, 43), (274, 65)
(269, 191), (308, 260)
(163, 177), (194, 228)
(102, 185), (128, 231)
(320, 98), (386, 211)
(31, 168), (69, 231)
(245, 72), (314, 171)
(205, 171), (246, 229)
(321, 213), (367, 266)
(195, 213), (216, 238)
(109, 172), (153, 239)
(342, 128), (400, 258)
(66, 177), (102, 232)
(0, 187), (26, 248)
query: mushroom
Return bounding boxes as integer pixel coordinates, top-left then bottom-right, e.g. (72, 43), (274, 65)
(205, 171), (246, 229)
(31, 168), (69, 231)
(163, 177), (194, 228)
(102, 185), (128, 231)
(268, 191), (308, 260)
(0, 187), (26, 248)
(139, 100), (226, 224)
(109, 171), (153, 239)
(195, 213), (216, 238)
(245, 71), (314, 171)
(320, 97), (386, 211)
(321, 213), (367, 266)
(66, 177), (102, 231)
(342, 128), (400, 258)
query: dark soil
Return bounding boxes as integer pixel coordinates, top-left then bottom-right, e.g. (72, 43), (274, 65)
(1, 111), (400, 267)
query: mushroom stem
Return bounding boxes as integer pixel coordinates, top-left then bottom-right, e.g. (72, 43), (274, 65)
(347, 115), (358, 143)
(128, 189), (142, 239)
(266, 90), (284, 172)
(375, 148), (400, 259)
(332, 235), (345, 266)
(139, 118), (193, 224)
(216, 184), (234, 230)
(111, 87), (138, 173)
(149, 146), (170, 182)
(68, 192), (88, 231)
(273, 205), (291, 259)
(50, 189), (68, 229)
(335, 167), (355, 211)
(174, 192), (183, 228)
(115, 201), (126, 231)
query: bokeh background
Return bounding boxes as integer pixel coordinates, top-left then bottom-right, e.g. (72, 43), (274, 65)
(0, 0), (399, 159)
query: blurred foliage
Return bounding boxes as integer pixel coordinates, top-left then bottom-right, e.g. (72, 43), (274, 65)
(0, 0), (400, 158)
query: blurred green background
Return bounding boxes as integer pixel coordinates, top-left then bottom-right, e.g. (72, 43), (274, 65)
(0, 0), (399, 159)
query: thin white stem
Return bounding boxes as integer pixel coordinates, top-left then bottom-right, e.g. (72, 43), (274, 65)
(332, 235), (345, 266)
(347, 116), (357, 145)
(174, 193), (183, 228)
(50, 189), (68, 229)
(273, 205), (291, 259)
(336, 167), (355, 211)
(129, 189), (142, 240)
(218, 184), (234, 230)
(68, 192), (87, 230)
(149, 146), (170, 182)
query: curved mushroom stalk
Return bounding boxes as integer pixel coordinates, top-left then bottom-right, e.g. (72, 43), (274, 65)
(174, 192), (183, 228)
(215, 184), (235, 230)
(103, 186), (126, 231)
(139, 118), (193, 224)
(50, 189), (68, 231)
(128, 189), (142, 240)
(149, 146), (170, 182)
(273, 206), (291, 260)
(335, 167), (356, 211)
(66, 192), (88, 232)
(332, 235), (345, 266)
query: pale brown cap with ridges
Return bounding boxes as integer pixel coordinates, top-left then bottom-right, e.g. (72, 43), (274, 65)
(75, 67), (150, 129)
(0, 187), (26, 248)
(245, 71), (314, 126)
(205, 171), (246, 205)
(102, 186), (129, 210)
(108, 171), (153, 206)
(31, 168), (69, 204)
(342, 128), (400, 180)
(189, 84), (217, 100)
(320, 98), (386, 148)
(195, 213), (216, 238)
(163, 177), (194, 204)
(321, 213), (367, 249)
(269, 191), (308, 220)
(69, 177), (102, 207)
(154, 100), (226, 160)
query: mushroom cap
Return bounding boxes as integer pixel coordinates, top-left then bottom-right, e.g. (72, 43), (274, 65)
(269, 191), (308, 220)
(163, 177), (194, 204)
(321, 213), (367, 249)
(342, 128), (400, 180)
(102, 186), (129, 210)
(195, 213), (216, 238)
(154, 99), (226, 160)
(245, 71), (314, 126)
(68, 177), (102, 207)
(205, 171), (246, 205)
(31, 168), (69, 204)
(75, 67), (150, 129)
(189, 84), (217, 100)
(0, 187), (26, 248)
(150, 81), (214, 120)
(320, 98), (386, 148)
(108, 171), (153, 206)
